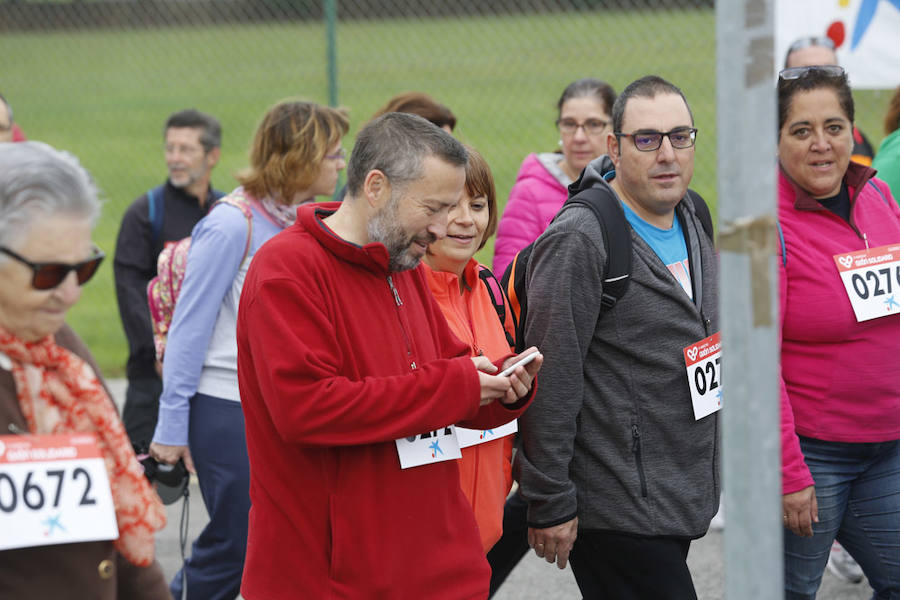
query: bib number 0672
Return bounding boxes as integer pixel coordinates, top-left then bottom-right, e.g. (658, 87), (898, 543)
(0, 467), (96, 513)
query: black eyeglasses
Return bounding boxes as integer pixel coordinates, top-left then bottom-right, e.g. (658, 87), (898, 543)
(556, 118), (610, 136)
(614, 127), (697, 152)
(0, 245), (105, 290)
(779, 65), (845, 81)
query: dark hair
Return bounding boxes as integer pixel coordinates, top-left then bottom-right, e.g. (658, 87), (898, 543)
(237, 100), (349, 203)
(346, 112), (467, 198)
(370, 92), (457, 132)
(462, 145), (497, 250)
(611, 75), (693, 133)
(164, 109), (222, 153)
(557, 78), (616, 118)
(884, 85), (900, 135)
(777, 68), (854, 134)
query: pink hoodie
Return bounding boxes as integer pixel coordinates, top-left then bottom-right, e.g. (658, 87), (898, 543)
(492, 153), (571, 277)
(778, 162), (900, 494)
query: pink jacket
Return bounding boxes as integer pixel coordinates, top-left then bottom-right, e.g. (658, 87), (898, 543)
(492, 153), (570, 276)
(778, 162), (900, 494)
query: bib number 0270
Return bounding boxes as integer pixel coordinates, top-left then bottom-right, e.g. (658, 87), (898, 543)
(834, 244), (900, 322)
(848, 266), (900, 300)
(0, 467), (97, 513)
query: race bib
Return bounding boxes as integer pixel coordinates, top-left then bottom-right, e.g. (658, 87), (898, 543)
(833, 244), (900, 322)
(683, 332), (722, 420)
(395, 426), (462, 469)
(456, 419), (518, 449)
(0, 433), (118, 551)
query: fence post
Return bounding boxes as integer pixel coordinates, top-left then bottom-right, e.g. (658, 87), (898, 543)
(325, 0), (338, 108)
(715, 1), (782, 598)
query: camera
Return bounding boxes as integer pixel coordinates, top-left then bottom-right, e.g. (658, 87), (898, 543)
(139, 455), (189, 505)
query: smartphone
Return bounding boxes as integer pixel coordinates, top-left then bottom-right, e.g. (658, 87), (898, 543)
(499, 352), (539, 377)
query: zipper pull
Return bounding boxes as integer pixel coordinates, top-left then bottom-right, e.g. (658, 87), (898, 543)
(631, 425), (640, 451)
(863, 232), (869, 251)
(387, 276), (402, 306)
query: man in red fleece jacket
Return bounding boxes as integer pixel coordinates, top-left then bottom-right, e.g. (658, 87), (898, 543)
(236, 113), (541, 600)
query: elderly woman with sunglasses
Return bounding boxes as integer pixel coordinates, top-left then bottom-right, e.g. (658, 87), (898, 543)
(0, 142), (170, 599)
(777, 65), (900, 599)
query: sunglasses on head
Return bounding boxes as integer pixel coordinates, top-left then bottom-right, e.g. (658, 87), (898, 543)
(778, 65), (845, 81)
(786, 36), (835, 55)
(0, 245), (105, 290)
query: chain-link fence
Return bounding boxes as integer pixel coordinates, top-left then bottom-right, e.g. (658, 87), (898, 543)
(0, 1), (891, 374)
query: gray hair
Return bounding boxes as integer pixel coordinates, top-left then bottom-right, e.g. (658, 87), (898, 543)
(345, 112), (467, 198)
(0, 141), (100, 248)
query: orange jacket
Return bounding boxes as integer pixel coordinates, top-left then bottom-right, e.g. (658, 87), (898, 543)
(424, 259), (516, 552)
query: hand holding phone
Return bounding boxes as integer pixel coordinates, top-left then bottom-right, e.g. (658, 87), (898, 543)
(499, 351), (540, 377)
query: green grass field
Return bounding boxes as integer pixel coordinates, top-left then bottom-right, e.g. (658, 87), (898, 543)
(0, 9), (892, 375)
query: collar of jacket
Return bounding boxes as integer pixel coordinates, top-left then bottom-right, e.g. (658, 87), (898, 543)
(301, 201), (394, 275)
(780, 160), (876, 212)
(422, 258), (479, 296)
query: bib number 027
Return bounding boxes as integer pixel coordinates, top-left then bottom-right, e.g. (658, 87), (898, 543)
(683, 332), (722, 421)
(0, 467), (97, 513)
(693, 356), (721, 396)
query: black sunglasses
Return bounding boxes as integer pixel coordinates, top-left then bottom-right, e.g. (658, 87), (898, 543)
(0, 245), (105, 290)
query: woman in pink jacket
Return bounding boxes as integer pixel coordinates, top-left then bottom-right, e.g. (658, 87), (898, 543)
(777, 65), (900, 599)
(492, 78), (616, 277)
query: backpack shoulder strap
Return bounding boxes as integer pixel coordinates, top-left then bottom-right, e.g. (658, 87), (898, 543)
(776, 220), (787, 267)
(685, 189), (715, 243)
(478, 264), (517, 349)
(566, 186), (631, 312)
(500, 250), (528, 353)
(212, 194), (255, 264)
(147, 185), (166, 249)
(866, 179), (890, 206)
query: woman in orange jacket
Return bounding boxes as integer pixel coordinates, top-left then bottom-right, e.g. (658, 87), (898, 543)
(422, 146), (518, 553)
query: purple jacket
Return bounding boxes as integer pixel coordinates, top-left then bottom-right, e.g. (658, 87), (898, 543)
(492, 153), (571, 276)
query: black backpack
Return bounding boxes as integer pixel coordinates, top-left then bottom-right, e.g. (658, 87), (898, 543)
(500, 184), (714, 352)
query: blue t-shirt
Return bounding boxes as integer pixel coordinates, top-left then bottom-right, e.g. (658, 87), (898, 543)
(620, 200), (693, 299)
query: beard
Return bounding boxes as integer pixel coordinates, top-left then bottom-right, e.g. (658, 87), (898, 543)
(367, 192), (435, 272)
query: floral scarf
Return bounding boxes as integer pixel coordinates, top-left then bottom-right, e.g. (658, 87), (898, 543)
(0, 326), (166, 566)
(260, 195), (307, 229)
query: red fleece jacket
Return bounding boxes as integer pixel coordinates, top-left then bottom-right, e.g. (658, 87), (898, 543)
(236, 203), (532, 600)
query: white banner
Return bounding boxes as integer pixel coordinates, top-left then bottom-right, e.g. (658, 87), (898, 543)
(776, 0), (900, 89)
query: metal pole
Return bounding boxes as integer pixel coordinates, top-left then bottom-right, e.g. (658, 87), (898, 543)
(325, 0), (338, 108)
(715, 1), (782, 598)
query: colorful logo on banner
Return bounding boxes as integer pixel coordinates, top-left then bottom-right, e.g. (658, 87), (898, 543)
(777, 0), (900, 89)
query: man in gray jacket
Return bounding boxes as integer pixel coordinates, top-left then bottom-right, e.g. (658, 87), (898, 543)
(514, 75), (719, 599)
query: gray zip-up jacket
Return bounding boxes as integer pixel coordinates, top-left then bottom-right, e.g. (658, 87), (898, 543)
(514, 159), (720, 538)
